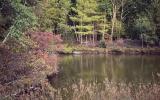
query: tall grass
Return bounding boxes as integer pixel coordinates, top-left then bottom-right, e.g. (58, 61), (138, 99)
(53, 79), (160, 100)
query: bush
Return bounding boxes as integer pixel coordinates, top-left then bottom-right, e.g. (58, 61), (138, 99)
(27, 32), (63, 50)
(99, 40), (106, 48)
(26, 32), (63, 67)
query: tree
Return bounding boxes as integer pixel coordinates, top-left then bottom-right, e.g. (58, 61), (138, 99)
(70, 0), (111, 44)
(135, 15), (156, 46)
(70, 0), (97, 44)
(120, 0), (160, 46)
(97, 0), (111, 41)
(38, 0), (71, 35)
(109, 0), (130, 41)
(149, 0), (160, 38)
(0, 0), (37, 43)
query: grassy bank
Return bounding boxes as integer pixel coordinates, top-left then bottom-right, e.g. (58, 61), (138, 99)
(57, 44), (160, 55)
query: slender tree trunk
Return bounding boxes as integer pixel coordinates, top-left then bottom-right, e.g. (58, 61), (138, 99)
(95, 33), (97, 42)
(81, 17), (83, 44)
(73, 21), (79, 43)
(121, 0), (124, 21)
(81, 34), (83, 44)
(102, 10), (107, 41)
(76, 34), (79, 42)
(111, 5), (117, 42)
(2, 32), (10, 44)
(86, 35), (87, 42)
(79, 34), (81, 43)
(85, 35), (88, 46)
(119, 0), (124, 39)
(93, 31), (95, 45)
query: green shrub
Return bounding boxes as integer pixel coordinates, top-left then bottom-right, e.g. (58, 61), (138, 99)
(99, 40), (106, 48)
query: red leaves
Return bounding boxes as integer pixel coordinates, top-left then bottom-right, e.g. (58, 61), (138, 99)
(28, 32), (52, 49)
(26, 32), (62, 67)
(27, 32), (63, 50)
(116, 38), (124, 47)
(53, 34), (63, 43)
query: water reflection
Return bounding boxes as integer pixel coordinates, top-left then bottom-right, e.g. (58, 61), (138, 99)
(49, 55), (160, 88)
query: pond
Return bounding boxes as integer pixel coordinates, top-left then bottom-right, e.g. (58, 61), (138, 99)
(48, 55), (160, 100)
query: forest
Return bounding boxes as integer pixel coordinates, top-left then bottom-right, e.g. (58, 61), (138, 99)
(0, 0), (160, 46)
(0, 0), (160, 99)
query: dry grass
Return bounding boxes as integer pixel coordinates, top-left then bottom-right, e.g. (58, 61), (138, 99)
(54, 79), (160, 100)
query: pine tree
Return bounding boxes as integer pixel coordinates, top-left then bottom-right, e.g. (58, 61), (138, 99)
(39, 0), (70, 34)
(70, 0), (109, 44)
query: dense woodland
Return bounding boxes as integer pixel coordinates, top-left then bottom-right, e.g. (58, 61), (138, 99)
(0, 0), (160, 47)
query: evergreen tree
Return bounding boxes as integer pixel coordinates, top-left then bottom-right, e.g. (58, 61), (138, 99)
(0, 0), (37, 43)
(38, 0), (71, 34)
(70, 0), (110, 44)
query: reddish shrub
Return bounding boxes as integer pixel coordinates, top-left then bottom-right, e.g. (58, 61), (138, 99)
(26, 32), (62, 67)
(29, 32), (52, 49)
(116, 38), (124, 47)
(53, 34), (63, 43)
(27, 32), (63, 50)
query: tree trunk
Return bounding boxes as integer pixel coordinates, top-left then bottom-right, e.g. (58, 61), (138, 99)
(76, 34), (79, 42)
(73, 21), (79, 43)
(111, 5), (117, 42)
(121, 0), (124, 21)
(102, 10), (107, 41)
(86, 35), (87, 42)
(81, 34), (83, 44)
(78, 34), (80, 44)
(92, 33), (95, 45)
(2, 32), (10, 44)
(80, 17), (83, 44)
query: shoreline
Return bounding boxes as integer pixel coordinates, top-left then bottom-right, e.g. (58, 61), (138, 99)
(57, 47), (160, 55)
(1, 45), (160, 99)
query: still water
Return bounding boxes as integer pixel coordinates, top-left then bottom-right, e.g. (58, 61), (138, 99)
(49, 55), (160, 88)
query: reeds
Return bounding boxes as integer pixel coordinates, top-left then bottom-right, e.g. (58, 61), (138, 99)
(54, 79), (160, 100)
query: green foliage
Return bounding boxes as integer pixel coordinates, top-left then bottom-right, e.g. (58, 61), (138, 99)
(70, 0), (110, 38)
(38, 0), (71, 34)
(98, 0), (112, 16)
(1, 0), (37, 43)
(114, 20), (125, 37)
(70, 0), (97, 35)
(127, 14), (156, 41)
(0, 0), (160, 46)
(123, 0), (160, 45)
(99, 40), (106, 48)
(63, 44), (74, 53)
(10, 1), (37, 37)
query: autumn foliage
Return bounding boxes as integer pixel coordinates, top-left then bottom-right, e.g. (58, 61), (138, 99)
(27, 32), (63, 49)
(27, 32), (63, 67)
